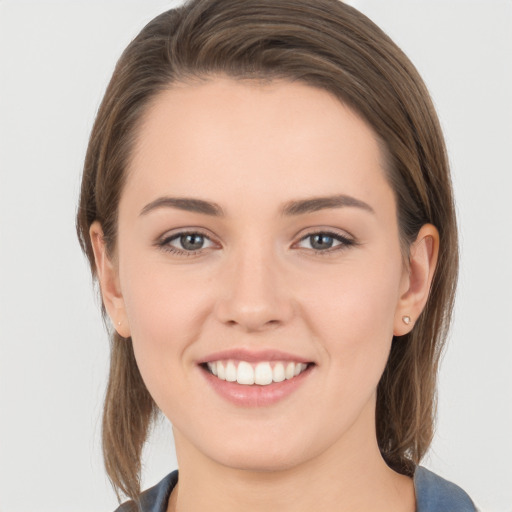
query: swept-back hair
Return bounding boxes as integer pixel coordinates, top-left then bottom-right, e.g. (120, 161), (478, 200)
(76, 0), (458, 503)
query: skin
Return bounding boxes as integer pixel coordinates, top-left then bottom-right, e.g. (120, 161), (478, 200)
(91, 77), (439, 512)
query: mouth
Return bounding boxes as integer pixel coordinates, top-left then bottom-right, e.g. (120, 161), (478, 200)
(197, 349), (315, 406)
(201, 359), (311, 386)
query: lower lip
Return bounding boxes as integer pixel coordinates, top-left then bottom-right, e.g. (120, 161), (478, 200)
(200, 365), (313, 407)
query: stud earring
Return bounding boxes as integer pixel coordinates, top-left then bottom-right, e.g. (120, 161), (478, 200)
(402, 315), (411, 325)
(117, 321), (121, 326)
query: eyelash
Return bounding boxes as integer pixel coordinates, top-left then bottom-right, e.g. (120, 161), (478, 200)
(156, 229), (357, 257)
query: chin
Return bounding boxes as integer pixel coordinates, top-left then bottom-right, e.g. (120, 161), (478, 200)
(201, 424), (322, 473)
(215, 447), (305, 473)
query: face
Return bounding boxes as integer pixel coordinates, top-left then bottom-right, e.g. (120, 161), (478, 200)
(103, 78), (413, 471)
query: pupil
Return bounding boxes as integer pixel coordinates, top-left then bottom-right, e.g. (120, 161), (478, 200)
(311, 234), (333, 250)
(182, 234), (204, 250)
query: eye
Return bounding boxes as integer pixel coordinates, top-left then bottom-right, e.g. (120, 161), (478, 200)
(295, 230), (355, 254)
(158, 230), (216, 256)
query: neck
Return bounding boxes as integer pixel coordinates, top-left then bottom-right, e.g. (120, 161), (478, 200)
(168, 404), (415, 512)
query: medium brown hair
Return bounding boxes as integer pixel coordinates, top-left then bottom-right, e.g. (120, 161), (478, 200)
(76, 0), (458, 503)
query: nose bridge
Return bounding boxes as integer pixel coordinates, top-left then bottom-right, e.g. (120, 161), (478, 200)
(215, 232), (293, 331)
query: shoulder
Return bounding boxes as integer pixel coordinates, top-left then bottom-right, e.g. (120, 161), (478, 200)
(113, 470), (179, 512)
(112, 466), (477, 512)
(414, 466), (477, 512)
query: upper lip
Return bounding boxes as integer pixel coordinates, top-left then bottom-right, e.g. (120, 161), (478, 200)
(198, 348), (313, 364)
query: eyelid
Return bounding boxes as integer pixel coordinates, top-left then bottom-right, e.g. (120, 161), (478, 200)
(296, 226), (355, 239)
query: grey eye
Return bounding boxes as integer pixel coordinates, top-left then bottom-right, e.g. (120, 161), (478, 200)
(308, 234), (336, 250)
(296, 231), (354, 253)
(179, 233), (206, 251)
(164, 232), (215, 253)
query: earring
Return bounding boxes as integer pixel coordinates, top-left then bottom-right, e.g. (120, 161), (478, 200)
(402, 315), (411, 325)
(117, 321), (121, 326)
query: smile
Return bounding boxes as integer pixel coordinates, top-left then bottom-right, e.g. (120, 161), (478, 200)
(205, 360), (309, 386)
(199, 349), (314, 406)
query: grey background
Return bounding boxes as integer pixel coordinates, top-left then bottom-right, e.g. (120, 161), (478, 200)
(0, 1), (511, 510)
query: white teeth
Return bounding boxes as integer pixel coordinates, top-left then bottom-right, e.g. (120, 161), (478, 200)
(285, 362), (295, 379)
(272, 362), (286, 383)
(237, 361), (255, 385)
(205, 360), (309, 385)
(225, 361), (237, 382)
(217, 361), (226, 380)
(254, 362), (273, 385)
(207, 362), (218, 376)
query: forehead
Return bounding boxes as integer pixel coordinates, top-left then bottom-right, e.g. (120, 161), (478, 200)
(123, 77), (392, 217)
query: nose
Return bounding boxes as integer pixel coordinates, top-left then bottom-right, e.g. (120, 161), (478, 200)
(214, 241), (295, 333)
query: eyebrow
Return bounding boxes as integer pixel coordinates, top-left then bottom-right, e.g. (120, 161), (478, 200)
(280, 194), (374, 216)
(139, 194), (375, 217)
(140, 196), (224, 216)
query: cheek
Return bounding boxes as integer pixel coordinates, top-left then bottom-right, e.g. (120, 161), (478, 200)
(308, 250), (401, 323)
(118, 253), (212, 389)
(303, 250), (402, 376)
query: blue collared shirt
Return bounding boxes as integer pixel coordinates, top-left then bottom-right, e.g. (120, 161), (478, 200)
(115, 466), (477, 511)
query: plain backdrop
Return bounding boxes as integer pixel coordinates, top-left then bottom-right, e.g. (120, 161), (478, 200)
(0, 1), (511, 511)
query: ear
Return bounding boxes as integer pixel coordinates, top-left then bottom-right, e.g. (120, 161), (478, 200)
(89, 221), (131, 338)
(394, 224), (440, 336)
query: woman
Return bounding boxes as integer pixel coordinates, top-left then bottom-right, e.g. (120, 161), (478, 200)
(76, 0), (477, 510)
